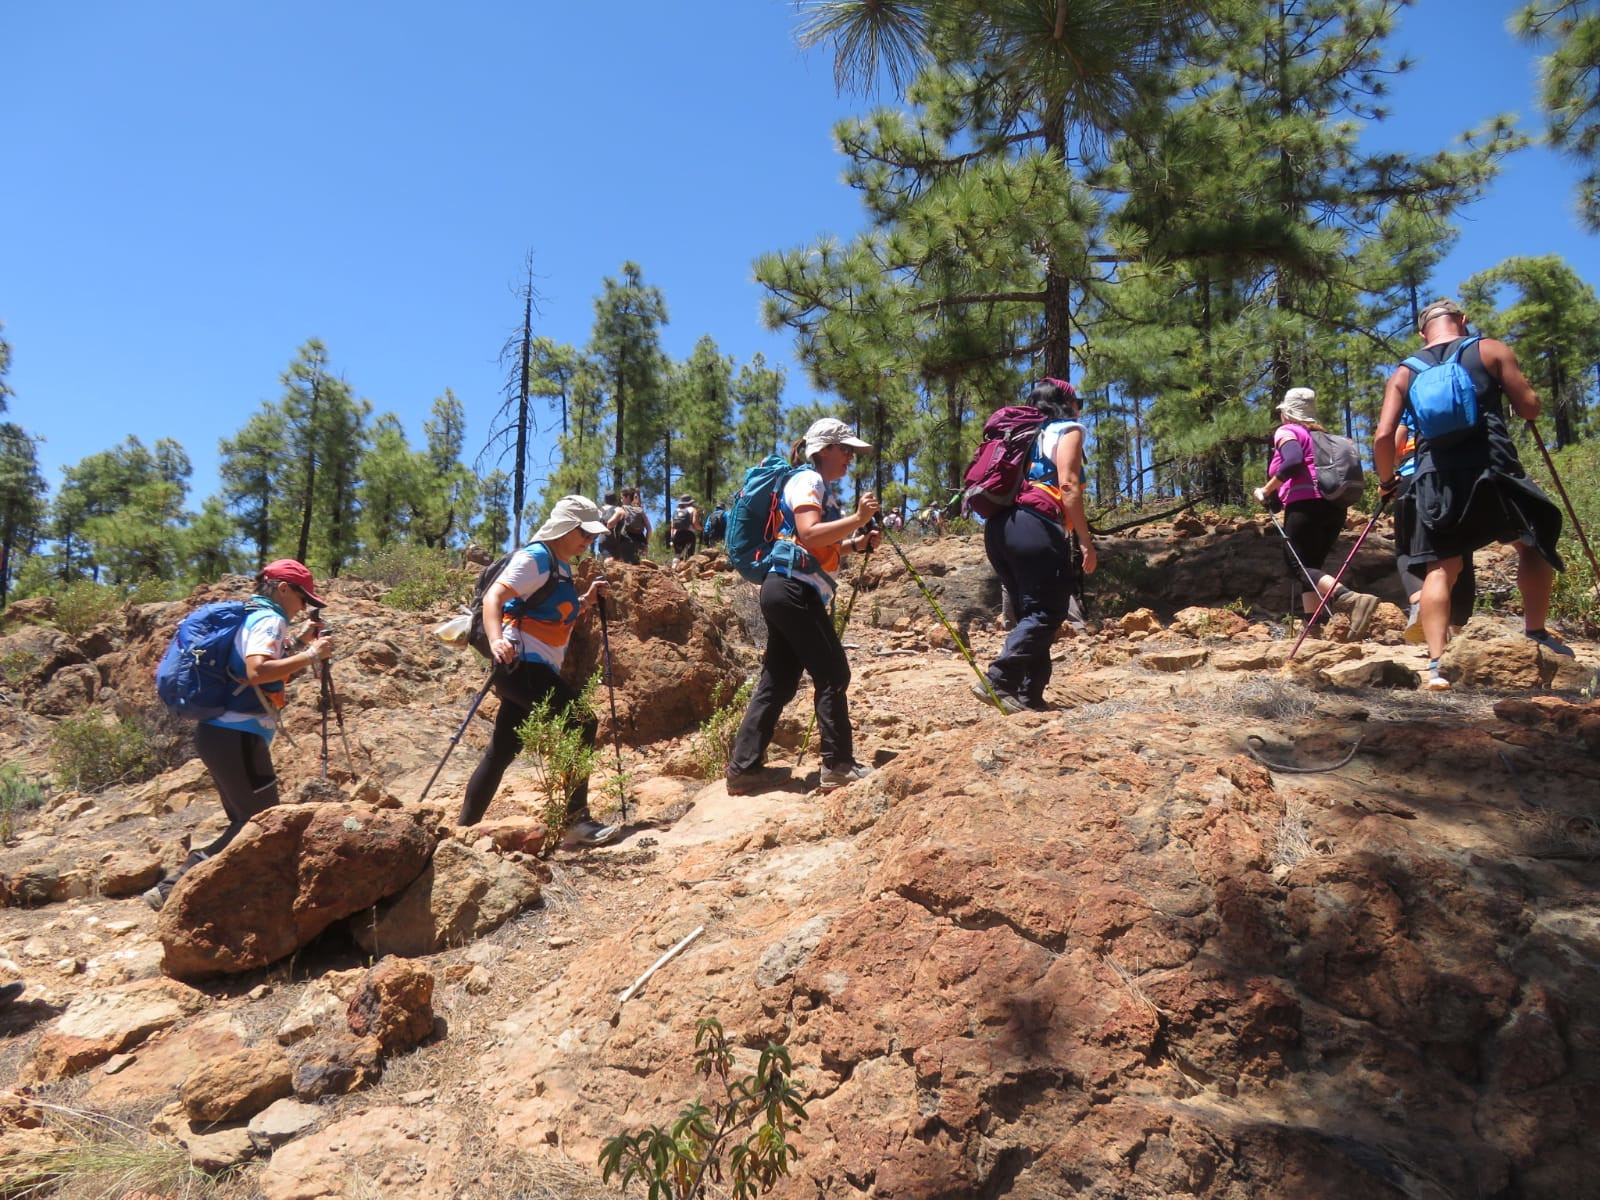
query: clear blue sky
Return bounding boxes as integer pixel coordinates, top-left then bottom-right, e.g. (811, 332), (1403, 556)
(5, 0), (1596, 512)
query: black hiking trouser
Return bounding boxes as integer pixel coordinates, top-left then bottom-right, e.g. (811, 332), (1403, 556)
(729, 572), (855, 774)
(458, 659), (596, 827)
(153, 721), (281, 892)
(983, 506), (1076, 705)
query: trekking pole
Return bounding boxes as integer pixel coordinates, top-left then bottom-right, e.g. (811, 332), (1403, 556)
(1265, 510), (1325, 598)
(877, 523), (1009, 711)
(596, 591), (628, 825)
(1286, 499), (1389, 663)
(417, 667), (497, 803)
(1526, 420), (1600, 583)
(319, 658), (358, 775)
(317, 666), (330, 780)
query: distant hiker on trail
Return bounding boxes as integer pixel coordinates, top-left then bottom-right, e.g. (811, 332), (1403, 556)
(1375, 298), (1569, 691)
(725, 418), (881, 795)
(1255, 386), (1380, 640)
(671, 493), (701, 562)
(597, 491), (623, 562)
(702, 501), (727, 549)
(973, 378), (1096, 714)
(145, 559), (334, 910)
(460, 495), (621, 847)
(1391, 423), (1476, 645)
(611, 487), (650, 564)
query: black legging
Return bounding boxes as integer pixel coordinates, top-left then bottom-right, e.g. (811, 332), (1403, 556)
(458, 660), (596, 826)
(193, 722), (280, 858)
(729, 572), (854, 772)
(982, 506), (1076, 705)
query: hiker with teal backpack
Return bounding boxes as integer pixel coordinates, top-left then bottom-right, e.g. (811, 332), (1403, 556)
(1375, 298), (1569, 691)
(1254, 386), (1381, 640)
(460, 495), (621, 846)
(968, 378), (1096, 713)
(724, 418), (881, 795)
(145, 559), (334, 910)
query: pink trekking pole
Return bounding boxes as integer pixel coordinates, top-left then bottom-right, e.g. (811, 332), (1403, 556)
(1287, 499), (1390, 662)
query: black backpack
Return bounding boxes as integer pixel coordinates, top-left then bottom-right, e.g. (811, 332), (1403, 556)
(671, 503), (695, 532)
(466, 548), (561, 659)
(704, 508), (726, 541)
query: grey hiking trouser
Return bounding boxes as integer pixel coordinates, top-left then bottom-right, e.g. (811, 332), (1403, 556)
(193, 721), (280, 858)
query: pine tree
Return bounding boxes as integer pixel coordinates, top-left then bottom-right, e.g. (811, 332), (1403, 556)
(1515, 0), (1600, 230)
(1462, 255), (1600, 446)
(589, 262), (669, 503)
(416, 390), (477, 549)
(0, 423), (47, 608)
(219, 406), (288, 570)
(671, 337), (736, 506)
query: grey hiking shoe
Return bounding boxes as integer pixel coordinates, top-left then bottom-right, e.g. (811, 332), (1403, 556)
(566, 817), (623, 847)
(970, 681), (1027, 714)
(1346, 592), (1379, 639)
(1526, 629), (1575, 658)
(142, 880), (172, 912)
(1424, 659), (1451, 692)
(819, 762), (872, 792)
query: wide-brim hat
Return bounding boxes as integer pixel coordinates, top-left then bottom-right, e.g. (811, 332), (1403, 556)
(1274, 386), (1317, 426)
(804, 417), (872, 459)
(262, 559), (325, 608)
(532, 495), (610, 543)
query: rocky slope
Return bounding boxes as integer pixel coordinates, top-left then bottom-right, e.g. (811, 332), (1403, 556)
(1, 514), (1597, 1200)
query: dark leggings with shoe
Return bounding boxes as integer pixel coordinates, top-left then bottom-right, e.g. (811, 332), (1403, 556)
(982, 506), (1077, 705)
(730, 572), (854, 773)
(459, 660), (596, 826)
(194, 722), (280, 858)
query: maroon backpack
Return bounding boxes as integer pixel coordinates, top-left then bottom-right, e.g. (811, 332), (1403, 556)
(960, 405), (1050, 519)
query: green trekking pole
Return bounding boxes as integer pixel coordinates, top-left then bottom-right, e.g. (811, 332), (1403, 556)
(877, 522), (1010, 713)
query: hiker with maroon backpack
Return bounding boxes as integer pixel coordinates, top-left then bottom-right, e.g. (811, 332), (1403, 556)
(969, 378), (1096, 714)
(1254, 387), (1381, 640)
(724, 418), (881, 795)
(145, 559), (334, 910)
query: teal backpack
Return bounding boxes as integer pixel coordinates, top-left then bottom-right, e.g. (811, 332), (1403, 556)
(725, 456), (799, 583)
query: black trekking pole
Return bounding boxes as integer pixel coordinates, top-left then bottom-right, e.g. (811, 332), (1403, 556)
(319, 658), (358, 775)
(877, 523), (1009, 712)
(1265, 510), (1325, 600)
(595, 591), (628, 825)
(1526, 420), (1600, 584)
(417, 668), (497, 803)
(317, 666), (330, 780)
(1287, 499), (1389, 663)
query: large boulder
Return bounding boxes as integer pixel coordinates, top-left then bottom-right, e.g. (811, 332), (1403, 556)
(28, 977), (209, 1081)
(350, 836), (541, 958)
(157, 803), (440, 980)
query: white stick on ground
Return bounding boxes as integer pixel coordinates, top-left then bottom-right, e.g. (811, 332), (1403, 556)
(618, 925), (705, 1005)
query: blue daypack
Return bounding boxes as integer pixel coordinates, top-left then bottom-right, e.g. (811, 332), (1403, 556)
(725, 455), (799, 583)
(1402, 336), (1484, 449)
(154, 600), (265, 720)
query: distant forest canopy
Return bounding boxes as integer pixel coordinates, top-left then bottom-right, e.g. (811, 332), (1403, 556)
(2, 0), (1598, 606)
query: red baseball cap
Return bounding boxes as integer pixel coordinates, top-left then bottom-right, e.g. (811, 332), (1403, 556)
(262, 559), (325, 608)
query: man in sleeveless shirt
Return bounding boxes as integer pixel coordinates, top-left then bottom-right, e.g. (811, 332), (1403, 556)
(1374, 298), (1570, 690)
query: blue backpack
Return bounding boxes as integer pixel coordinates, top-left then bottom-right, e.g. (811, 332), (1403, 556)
(1402, 336), (1484, 449)
(725, 455), (799, 583)
(155, 600), (264, 720)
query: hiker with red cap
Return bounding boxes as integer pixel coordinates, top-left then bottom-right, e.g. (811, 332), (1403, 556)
(145, 559), (334, 909)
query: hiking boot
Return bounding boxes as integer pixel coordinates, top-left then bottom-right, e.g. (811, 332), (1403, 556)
(1424, 660), (1451, 692)
(819, 762), (873, 792)
(1526, 629), (1575, 658)
(142, 879), (173, 912)
(1331, 589), (1379, 639)
(1403, 602), (1426, 644)
(970, 681), (1027, 715)
(565, 817), (623, 848)
(724, 768), (766, 796)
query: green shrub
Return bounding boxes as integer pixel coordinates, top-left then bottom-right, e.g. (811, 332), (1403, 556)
(127, 576), (182, 604)
(599, 1017), (807, 1200)
(49, 714), (158, 793)
(52, 580), (123, 637)
(348, 544), (464, 612)
(692, 677), (753, 782)
(1524, 438), (1600, 633)
(516, 673), (601, 846)
(0, 764), (47, 843)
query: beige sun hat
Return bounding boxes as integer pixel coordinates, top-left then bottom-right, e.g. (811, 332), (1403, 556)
(1274, 387), (1317, 426)
(532, 495), (609, 543)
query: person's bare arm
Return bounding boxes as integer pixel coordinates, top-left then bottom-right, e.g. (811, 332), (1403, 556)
(1480, 338), (1541, 420)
